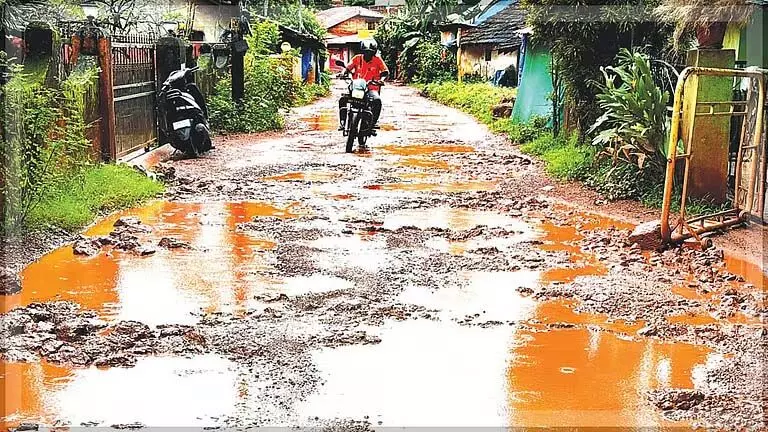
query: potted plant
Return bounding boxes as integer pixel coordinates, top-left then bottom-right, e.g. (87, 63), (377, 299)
(654, 0), (758, 49)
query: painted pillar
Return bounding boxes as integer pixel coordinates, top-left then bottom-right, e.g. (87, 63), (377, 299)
(682, 49), (736, 204)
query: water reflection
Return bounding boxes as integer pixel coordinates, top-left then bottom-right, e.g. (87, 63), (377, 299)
(6, 201), (295, 324)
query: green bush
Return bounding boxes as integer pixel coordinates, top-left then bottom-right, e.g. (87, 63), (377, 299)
(424, 81), (551, 145)
(589, 49), (669, 176)
(584, 161), (651, 201)
(1, 62), (98, 233)
(413, 40), (457, 84)
(295, 82), (331, 106)
(498, 115), (549, 144)
(208, 21), (331, 134)
(424, 81), (517, 125)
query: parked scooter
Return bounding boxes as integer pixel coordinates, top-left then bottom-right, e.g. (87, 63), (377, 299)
(335, 59), (387, 153)
(156, 65), (212, 157)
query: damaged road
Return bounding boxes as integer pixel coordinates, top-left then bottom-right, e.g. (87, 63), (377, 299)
(1, 82), (766, 430)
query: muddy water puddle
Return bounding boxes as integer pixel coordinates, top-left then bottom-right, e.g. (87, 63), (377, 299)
(379, 143), (475, 156)
(534, 211), (633, 285)
(508, 324), (711, 428)
(383, 207), (531, 232)
(397, 157), (451, 170)
(303, 298), (709, 428)
(400, 271), (539, 322)
(302, 319), (518, 426)
(3, 201), (320, 323)
(723, 254), (767, 290)
(299, 110), (337, 131)
(4, 199), (747, 428)
(2, 355), (236, 428)
(364, 181), (498, 193)
(262, 171), (340, 182)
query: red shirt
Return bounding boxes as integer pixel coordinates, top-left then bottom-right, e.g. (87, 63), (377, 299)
(347, 55), (388, 92)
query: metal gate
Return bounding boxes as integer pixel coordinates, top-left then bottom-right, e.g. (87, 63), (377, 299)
(660, 67), (766, 246)
(112, 34), (157, 158)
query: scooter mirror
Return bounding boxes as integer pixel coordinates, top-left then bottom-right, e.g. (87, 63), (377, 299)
(380, 71), (389, 80)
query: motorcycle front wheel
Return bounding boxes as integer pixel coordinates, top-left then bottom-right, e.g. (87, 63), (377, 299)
(346, 113), (359, 153)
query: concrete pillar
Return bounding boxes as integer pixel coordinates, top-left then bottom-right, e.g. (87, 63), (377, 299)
(683, 49), (736, 204)
(156, 36), (185, 87)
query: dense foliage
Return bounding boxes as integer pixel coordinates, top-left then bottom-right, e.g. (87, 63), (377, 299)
(207, 21), (330, 134)
(412, 40), (457, 83)
(521, 0), (671, 133)
(377, 0), (476, 82)
(423, 81), (518, 125)
(589, 49), (670, 176)
(247, 1), (328, 40)
(1, 62), (96, 232)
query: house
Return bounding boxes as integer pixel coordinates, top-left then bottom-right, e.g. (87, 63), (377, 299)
(454, 0), (526, 83)
(277, 23), (327, 84)
(370, 0), (407, 15)
(158, 0), (241, 42)
(723, 0), (767, 68)
(316, 6), (384, 71)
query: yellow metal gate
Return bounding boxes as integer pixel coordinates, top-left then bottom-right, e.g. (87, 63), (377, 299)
(661, 67), (766, 245)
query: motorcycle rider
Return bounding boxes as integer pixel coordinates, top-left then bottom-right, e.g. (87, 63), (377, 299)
(338, 39), (389, 130)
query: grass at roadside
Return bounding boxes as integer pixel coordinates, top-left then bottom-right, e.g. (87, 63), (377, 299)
(521, 133), (595, 181)
(422, 82), (517, 125)
(423, 81), (592, 180)
(423, 81), (557, 145)
(422, 81), (727, 218)
(27, 164), (164, 231)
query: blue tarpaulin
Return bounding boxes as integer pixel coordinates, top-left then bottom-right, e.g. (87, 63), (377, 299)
(473, 0), (517, 25)
(301, 46), (312, 82)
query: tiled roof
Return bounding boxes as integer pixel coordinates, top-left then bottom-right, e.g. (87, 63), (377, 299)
(460, 1), (526, 50)
(316, 7), (384, 29)
(373, 0), (407, 6)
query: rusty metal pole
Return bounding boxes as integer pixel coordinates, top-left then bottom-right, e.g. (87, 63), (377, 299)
(98, 36), (116, 161)
(661, 68), (692, 242)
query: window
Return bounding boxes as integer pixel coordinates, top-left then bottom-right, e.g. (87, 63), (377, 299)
(484, 48), (492, 62)
(368, 22), (377, 30)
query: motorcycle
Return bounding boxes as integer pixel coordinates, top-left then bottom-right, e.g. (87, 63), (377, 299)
(335, 59), (387, 153)
(156, 65), (213, 157)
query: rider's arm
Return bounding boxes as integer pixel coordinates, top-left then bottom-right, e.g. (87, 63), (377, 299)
(376, 57), (389, 80)
(346, 56), (359, 73)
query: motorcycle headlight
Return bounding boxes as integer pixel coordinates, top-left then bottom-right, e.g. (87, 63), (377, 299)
(351, 89), (366, 100)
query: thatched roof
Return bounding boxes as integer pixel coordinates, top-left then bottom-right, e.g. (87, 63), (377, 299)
(654, 0), (763, 46)
(655, 0), (761, 26)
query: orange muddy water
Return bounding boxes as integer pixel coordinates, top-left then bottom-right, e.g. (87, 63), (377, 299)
(398, 157), (451, 170)
(0, 204), (734, 429)
(2, 355), (237, 428)
(263, 171), (340, 182)
(536, 221), (607, 285)
(2, 201), (307, 321)
(300, 110), (337, 131)
(379, 143), (475, 156)
(364, 181), (498, 193)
